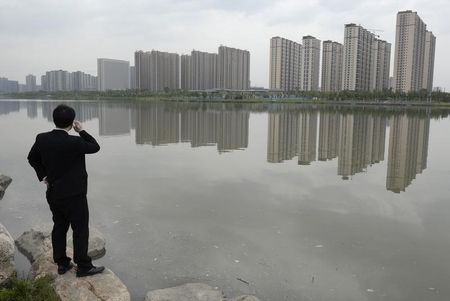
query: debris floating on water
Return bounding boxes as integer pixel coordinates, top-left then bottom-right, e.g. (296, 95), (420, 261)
(367, 289), (374, 293)
(237, 277), (250, 285)
(315, 245), (324, 248)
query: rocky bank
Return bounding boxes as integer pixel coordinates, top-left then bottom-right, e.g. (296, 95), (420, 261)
(0, 174), (12, 200)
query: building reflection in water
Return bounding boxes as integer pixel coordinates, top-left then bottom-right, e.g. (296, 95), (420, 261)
(0, 101), (20, 116)
(99, 104), (131, 136)
(135, 103), (249, 152)
(13, 101), (432, 193)
(318, 112), (339, 161)
(267, 111), (299, 163)
(267, 109), (429, 192)
(386, 115), (430, 193)
(181, 110), (249, 153)
(337, 114), (386, 179)
(298, 112), (318, 165)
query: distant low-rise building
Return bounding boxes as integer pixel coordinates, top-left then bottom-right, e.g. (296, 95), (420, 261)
(0, 77), (19, 93)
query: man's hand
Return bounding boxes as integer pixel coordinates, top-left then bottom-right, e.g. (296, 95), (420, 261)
(73, 120), (83, 133)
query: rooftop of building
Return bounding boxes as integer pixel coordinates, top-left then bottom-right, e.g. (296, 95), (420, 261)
(302, 35), (318, 40)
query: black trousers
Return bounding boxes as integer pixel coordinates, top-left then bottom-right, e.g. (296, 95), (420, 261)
(46, 191), (93, 270)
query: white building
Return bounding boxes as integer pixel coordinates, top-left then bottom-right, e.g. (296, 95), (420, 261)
(97, 58), (130, 91)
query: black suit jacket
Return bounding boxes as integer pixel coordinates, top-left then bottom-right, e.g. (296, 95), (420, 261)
(27, 129), (100, 199)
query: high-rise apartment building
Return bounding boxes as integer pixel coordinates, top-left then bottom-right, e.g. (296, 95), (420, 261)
(269, 37), (302, 91)
(301, 36), (321, 91)
(72, 71), (97, 91)
(97, 58), (130, 91)
(321, 41), (343, 92)
(181, 50), (218, 90)
(217, 46), (250, 90)
(42, 70), (73, 92)
(370, 39), (391, 91)
(134, 50), (180, 91)
(393, 10), (435, 92)
(25, 74), (36, 92)
(130, 66), (136, 89)
(180, 55), (191, 90)
(342, 24), (375, 91)
(422, 31), (436, 92)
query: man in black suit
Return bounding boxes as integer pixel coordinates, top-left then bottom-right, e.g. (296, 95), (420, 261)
(28, 104), (104, 277)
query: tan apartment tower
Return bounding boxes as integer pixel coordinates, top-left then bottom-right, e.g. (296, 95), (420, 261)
(393, 11), (435, 92)
(370, 39), (391, 91)
(217, 46), (250, 90)
(269, 37), (302, 91)
(422, 31), (436, 92)
(181, 50), (218, 90)
(321, 41), (343, 92)
(135, 50), (180, 91)
(301, 36), (321, 91)
(342, 24), (375, 91)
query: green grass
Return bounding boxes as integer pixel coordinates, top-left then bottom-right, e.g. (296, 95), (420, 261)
(0, 276), (59, 301)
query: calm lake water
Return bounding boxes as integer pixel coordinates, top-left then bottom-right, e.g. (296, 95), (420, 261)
(1, 99), (450, 301)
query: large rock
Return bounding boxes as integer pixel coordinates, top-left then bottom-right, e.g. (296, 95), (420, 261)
(145, 283), (224, 301)
(68, 226), (106, 259)
(0, 223), (15, 286)
(16, 224), (106, 262)
(33, 249), (130, 301)
(0, 174), (12, 200)
(17, 225), (130, 301)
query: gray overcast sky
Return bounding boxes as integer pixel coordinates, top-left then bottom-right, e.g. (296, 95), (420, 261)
(1, 0), (448, 90)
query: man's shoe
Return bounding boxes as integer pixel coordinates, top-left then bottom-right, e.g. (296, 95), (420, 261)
(76, 266), (105, 277)
(57, 263), (74, 275)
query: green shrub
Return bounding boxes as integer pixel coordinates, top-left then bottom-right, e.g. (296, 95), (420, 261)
(0, 276), (59, 301)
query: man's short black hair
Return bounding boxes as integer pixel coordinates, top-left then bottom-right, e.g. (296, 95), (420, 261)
(53, 104), (76, 128)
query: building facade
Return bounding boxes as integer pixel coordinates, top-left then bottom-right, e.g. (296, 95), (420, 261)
(217, 46), (250, 90)
(72, 71), (97, 91)
(342, 24), (375, 91)
(301, 36), (321, 91)
(321, 41), (343, 92)
(134, 50), (180, 91)
(97, 58), (130, 91)
(181, 50), (218, 90)
(130, 66), (136, 89)
(393, 10), (435, 92)
(269, 37), (302, 91)
(25, 74), (36, 92)
(370, 39), (391, 91)
(422, 31), (436, 92)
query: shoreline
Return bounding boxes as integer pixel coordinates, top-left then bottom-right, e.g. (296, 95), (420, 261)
(1, 95), (450, 109)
